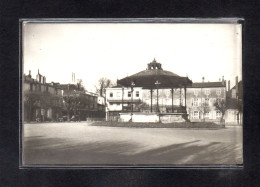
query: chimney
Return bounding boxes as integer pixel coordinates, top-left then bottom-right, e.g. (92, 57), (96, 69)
(28, 70), (31, 78)
(236, 76), (238, 96)
(228, 80), (230, 91)
(222, 76), (224, 85)
(202, 77), (205, 82)
(38, 69), (40, 74)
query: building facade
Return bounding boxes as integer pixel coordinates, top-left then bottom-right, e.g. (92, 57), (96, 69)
(58, 84), (103, 121)
(105, 78), (227, 123)
(23, 70), (63, 122)
(105, 87), (143, 120)
(185, 81), (226, 122)
(225, 77), (242, 125)
(24, 70), (106, 122)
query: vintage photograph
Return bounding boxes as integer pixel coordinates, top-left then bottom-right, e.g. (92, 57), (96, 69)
(21, 19), (243, 167)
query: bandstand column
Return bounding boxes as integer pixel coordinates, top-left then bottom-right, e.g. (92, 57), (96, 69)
(155, 81), (161, 113)
(157, 88), (159, 112)
(184, 86), (187, 110)
(121, 87), (124, 112)
(171, 88), (174, 113)
(150, 89), (153, 112)
(179, 87), (182, 106)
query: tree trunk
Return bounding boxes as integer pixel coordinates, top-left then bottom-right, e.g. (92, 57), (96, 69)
(67, 109), (70, 122)
(221, 114), (225, 127)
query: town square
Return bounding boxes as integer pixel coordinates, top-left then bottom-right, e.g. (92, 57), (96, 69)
(21, 20), (243, 167)
(23, 122), (242, 165)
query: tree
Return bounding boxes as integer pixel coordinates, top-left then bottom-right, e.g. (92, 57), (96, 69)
(24, 91), (41, 122)
(63, 92), (81, 121)
(136, 102), (149, 112)
(95, 77), (115, 96)
(76, 79), (86, 92)
(198, 102), (210, 123)
(214, 99), (227, 124)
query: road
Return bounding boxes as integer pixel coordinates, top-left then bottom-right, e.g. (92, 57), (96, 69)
(22, 122), (243, 166)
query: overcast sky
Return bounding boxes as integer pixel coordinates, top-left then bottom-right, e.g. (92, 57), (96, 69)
(23, 23), (242, 92)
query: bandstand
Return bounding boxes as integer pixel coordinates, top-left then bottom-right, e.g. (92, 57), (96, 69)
(117, 59), (192, 123)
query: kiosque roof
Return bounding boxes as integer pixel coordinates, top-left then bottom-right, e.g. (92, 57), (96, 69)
(117, 59), (192, 89)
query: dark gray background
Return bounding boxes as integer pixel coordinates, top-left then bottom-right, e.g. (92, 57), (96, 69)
(1, 0), (260, 186)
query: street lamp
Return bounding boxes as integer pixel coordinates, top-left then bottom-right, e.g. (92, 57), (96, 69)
(155, 80), (161, 113)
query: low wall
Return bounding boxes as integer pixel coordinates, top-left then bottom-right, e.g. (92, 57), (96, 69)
(120, 113), (132, 122)
(119, 113), (187, 123)
(160, 114), (186, 123)
(132, 113), (160, 123)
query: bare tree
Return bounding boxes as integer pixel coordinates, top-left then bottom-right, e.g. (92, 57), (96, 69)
(63, 92), (81, 121)
(198, 102), (210, 122)
(76, 79), (85, 92)
(95, 77), (115, 96)
(214, 99), (227, 124)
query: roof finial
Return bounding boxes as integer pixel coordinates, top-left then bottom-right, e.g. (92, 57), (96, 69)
(148, 58), (162, 70)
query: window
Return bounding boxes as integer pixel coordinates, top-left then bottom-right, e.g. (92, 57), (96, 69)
(194, 89), (198, 96)
(193, 111), (199, 118)
(117, 92), (120, 98)
(30, 83), (33, 91)
(216, 98), (222, 103)
(110, 92), (113, 98)
(128, 91), (131, 97)
(194, 98), (199, 106)
(232, 89), (236, 98)
(205, 89), (210, 95)
(205, 98), (209, 106)
(136, 91), (139, 97)
(216, 111), (221, 117)
(216, 89), (221, 95)
(205, 112), (209, 117)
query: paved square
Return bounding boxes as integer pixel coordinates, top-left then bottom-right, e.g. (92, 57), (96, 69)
(22, 122), (242, 166)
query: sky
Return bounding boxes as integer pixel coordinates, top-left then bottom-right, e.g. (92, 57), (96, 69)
(23, 23), (242, 92)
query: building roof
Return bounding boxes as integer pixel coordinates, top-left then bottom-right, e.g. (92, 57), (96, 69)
(189, 82), (226, 88)
(24, 74), (62, 89)
(117, 59), (192, 89)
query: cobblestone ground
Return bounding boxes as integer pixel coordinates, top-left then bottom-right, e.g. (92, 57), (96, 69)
(22, 122), (243, 166)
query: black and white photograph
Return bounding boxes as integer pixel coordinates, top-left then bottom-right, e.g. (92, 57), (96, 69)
(21, 19), (243, 167)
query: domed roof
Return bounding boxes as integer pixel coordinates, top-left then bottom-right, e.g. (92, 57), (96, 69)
(117, 59), (192, 89)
